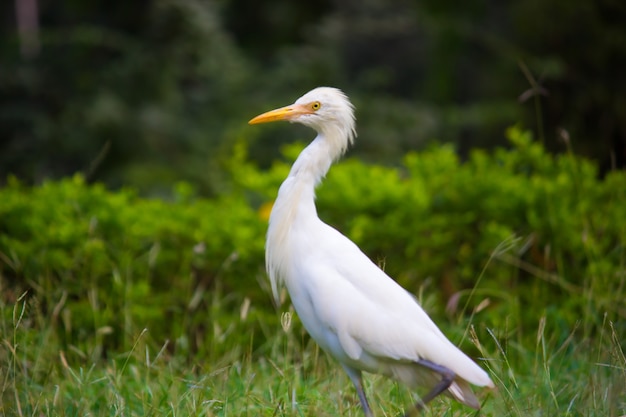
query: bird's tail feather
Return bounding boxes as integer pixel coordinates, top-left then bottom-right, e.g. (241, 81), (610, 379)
(389, 362), (492, 410)
(447, 379), (481, 409)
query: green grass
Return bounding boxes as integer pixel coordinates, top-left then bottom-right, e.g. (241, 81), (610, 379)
(2, 288), (625, 417)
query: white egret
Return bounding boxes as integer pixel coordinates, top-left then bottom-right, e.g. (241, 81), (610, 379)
(249, 87), (494, 416)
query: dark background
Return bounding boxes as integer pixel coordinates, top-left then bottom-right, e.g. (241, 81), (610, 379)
(2, 0), (625, 194)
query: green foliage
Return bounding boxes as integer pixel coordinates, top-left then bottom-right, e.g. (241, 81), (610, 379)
(0, 174), (269, 362)
(237, 127), (626, 335)
(1, 127), (625, 415)
(2, 127), (625, 353)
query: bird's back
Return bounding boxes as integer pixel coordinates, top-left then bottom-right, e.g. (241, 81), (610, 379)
(281, 219), (492, 406)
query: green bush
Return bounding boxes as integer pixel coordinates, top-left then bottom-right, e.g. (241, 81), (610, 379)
(0, 175), (269, 362)
(1, 127), (625, 365)
(236, 126), (626, 335)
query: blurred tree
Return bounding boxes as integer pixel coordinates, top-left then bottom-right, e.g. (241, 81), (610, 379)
(512, 0), (626, 171)
(228, 0), (626, 168)
(1, 0), (625, 192)
(0, 0), (253, 194)
(220, 0), (332, 63)
(233, 0), (523, 162)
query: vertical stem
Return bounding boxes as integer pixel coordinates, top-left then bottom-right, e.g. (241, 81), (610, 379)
(15, 0), (40, 59)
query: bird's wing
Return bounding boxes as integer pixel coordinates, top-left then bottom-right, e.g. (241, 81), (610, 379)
(303, 225), (492, 387)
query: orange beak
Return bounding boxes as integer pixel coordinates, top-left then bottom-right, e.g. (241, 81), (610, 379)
(248, 104), (313, 124)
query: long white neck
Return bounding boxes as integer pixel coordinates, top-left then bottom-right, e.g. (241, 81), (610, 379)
(265, 132), (343, 303)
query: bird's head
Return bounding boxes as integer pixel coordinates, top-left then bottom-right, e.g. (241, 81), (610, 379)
(249, 87), (356, 151)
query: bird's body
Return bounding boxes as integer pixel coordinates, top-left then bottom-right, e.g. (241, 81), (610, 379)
(249, 87), (493, 416)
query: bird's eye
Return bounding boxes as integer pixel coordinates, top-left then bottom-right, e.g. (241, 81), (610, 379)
(311, 101), (321, 111)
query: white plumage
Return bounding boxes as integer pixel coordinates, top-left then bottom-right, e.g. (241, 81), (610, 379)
(249, 87), (494, 416)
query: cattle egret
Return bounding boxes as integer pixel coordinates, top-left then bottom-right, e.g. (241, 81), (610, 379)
(249, 87), (494, 416)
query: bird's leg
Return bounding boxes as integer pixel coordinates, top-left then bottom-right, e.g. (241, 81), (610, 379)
(404, 360), (456, 417)
(342, 365), (374, 417)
